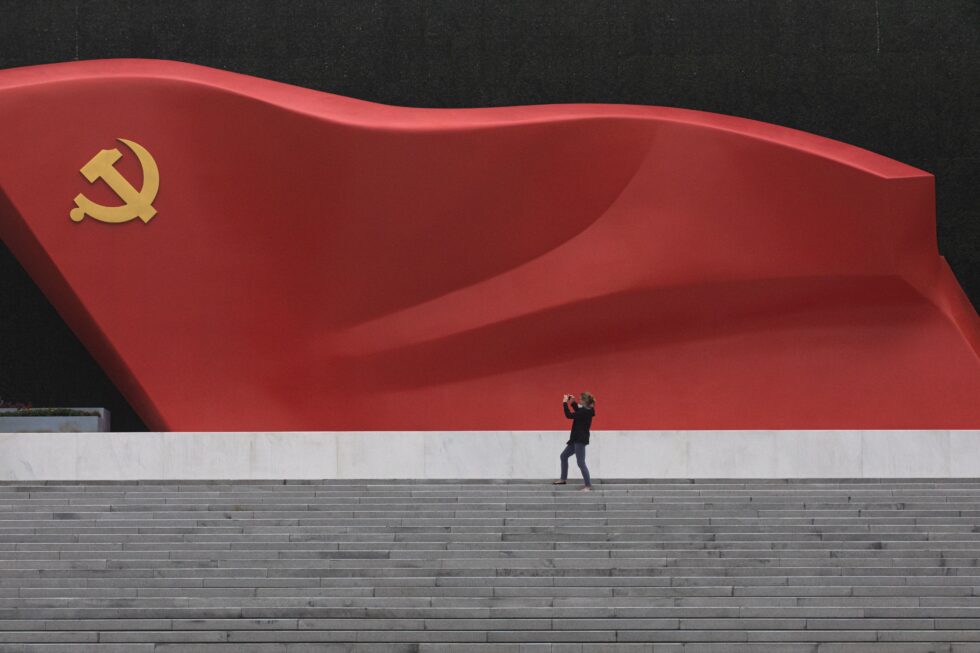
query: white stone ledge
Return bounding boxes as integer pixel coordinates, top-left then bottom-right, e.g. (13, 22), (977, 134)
(0, 430), (977, 481)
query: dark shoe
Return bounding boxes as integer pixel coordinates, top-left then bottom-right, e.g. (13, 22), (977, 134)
(552, 480), (567, 485)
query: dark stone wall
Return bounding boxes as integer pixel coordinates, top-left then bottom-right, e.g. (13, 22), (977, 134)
(1, 0), (977, 431)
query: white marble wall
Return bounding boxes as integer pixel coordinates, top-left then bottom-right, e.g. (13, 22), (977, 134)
(0, 430), (976, 481)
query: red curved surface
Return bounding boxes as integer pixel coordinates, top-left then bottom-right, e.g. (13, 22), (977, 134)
(1, 59), (978, 431)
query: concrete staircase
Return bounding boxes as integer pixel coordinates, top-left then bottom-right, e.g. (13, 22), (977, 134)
(1, 478), (979, 652)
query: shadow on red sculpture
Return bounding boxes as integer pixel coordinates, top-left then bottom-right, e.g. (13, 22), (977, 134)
(0, 59), (978, 430)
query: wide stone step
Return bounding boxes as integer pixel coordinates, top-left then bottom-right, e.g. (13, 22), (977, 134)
(1, 644), (976, 653)
(2, 479), (979, 649)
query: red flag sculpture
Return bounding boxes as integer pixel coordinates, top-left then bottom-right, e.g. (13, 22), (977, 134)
(1, 59), (978, 430)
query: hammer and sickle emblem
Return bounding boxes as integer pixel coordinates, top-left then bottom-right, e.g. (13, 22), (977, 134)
(70, 138), (160, 224)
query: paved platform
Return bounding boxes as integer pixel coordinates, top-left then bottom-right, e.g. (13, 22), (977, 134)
(1, 478), (980, 651)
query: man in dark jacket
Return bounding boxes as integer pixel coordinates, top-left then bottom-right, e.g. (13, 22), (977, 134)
(553, 392), (596, 491)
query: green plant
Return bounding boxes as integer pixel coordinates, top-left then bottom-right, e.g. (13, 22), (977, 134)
(0, 408), (99, 417)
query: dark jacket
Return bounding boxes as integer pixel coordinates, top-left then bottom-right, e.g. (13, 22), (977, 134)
(564, 400), (595, 445)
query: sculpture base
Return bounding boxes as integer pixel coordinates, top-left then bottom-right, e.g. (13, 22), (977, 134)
(0, 430), (976, 481)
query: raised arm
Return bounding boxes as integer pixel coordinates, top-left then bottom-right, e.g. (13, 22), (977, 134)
(563, 400), (577, 419)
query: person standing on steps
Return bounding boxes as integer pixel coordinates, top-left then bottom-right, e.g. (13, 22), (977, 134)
(553, 392), (596, 491)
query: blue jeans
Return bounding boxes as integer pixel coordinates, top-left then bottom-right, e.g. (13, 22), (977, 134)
(559, 442), (591, 486)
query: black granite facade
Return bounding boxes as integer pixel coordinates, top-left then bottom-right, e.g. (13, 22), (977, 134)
(1, 1), (977, 430)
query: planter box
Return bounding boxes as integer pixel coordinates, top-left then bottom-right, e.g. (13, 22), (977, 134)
(0, 408), (110, 433)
